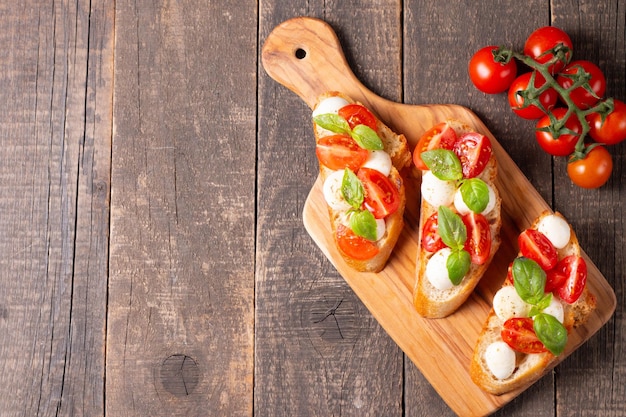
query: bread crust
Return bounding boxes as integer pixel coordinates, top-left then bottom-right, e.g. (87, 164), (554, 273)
(412, 120), (502, 318)
(470, 211), (597, 395)
(312, 91), (411, 272)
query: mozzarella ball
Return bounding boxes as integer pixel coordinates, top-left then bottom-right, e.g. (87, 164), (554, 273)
(421, 171), (456, 208)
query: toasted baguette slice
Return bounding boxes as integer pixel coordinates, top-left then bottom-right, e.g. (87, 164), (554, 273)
(413, 120), (502, 318)
(470, 211), (597, 395)
(312, 91), (411, 272)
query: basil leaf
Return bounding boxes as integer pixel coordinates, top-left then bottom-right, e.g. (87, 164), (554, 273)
(341, 169), (364, 209)
(421, 149), (463, 181)
(512, 257), (547, 305)
(349, 209), (378, 241)
(437, 206), (467, 250)
(351, 125), (384, 150)
(313, 113), (351, 134)
(533, 313), (568, 356)
(528, 293), (553, 317)
(460, 178), (489, 213)
(447, 249), (471, 285)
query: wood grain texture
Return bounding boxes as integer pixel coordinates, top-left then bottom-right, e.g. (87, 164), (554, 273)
(257, 1), (405, 416)
(0, 1), (113, 415)
(107, 0), (256, 415)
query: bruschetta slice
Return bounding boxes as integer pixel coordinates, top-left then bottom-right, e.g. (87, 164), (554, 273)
(311, 91), (411, 272)
(470, 211), (596, 395)
(412, 120), (502, 318)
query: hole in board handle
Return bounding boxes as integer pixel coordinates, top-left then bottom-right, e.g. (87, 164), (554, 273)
(295, 48), (307, 59)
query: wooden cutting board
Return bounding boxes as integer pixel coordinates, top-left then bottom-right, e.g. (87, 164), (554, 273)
(261, 17), (616, 417)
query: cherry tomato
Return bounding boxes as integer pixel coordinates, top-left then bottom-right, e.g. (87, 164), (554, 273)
(556, 60), (606, 109)
(507, 72), (558, 119)
(535, 108), (581, 156)
(357, 168), (401, 219)
(501, 317), (548, 354)
(412, 122), (457, 170)
(552, 255), (587, 304)
(586, 99), (626, 145)
(453, 132), (492, 178)
(315, 134), (369, 171)
(421, 212), (445, 253)
(518, 229), (558, 271)
(338, 104), (378, 131)
(462, 212), (491, 265)
(468, 46), (517, 94)
(567, 145), (613, 189)
(336, 223), (379, 260)
(523, 26), (573, 75)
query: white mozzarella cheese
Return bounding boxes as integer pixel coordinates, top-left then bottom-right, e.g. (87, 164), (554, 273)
(375, 218), (386, 241)
(362, 150), (392, 177)
(541, 297), (564, 323)
(322, 170), (352, 212)
(537, 214), (571, 249)
(425, 248), (454, 291)
(421, 171), (456, 208)
(312, 96), (350, 117)
(493, 286), (530, 321)
(485, 341), (516, 380)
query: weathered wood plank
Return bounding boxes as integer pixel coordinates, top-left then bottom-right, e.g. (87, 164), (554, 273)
(0, 1), (113, 415)
(107, 0), (257, 415)
(256, 1), (404, 416)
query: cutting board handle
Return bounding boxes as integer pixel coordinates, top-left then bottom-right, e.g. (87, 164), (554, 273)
(262, 17), (382, 110)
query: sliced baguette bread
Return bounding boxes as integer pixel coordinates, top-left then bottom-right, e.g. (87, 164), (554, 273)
(312, 91), (411, 272)
(413, 120), (502, 318)
(470, 211), (597, 395)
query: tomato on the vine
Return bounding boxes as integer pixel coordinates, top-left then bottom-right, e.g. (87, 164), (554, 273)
(468, 46), (517, 94)
(508, 71), (559, 119)
(412, 122), (457, 170)
(586, 99), (626, 145)
(357, 168), (401, 219)
(336, 224), (379, 260)
(567, 145), (613, 189)
(316, 134), (369, 171)
(524, 26), (573, 75)
(557, 60), (606, 109)
(453, 132), (492, 178)
(421, 212), (446, 253)
(338, 104), (378, 131)
(462, 212), (492, 265)
(501, 317), (548, 354)
(535, 108), (581, 156)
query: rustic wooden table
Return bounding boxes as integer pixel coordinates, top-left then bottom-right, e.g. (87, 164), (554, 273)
(0, 1), (623, 416)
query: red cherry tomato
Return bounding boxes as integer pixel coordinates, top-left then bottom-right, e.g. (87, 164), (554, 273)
(556, 60), (606, 109)
(357, 168), (401, 219)
(338, 104), (378, 131)
(315, 134), (369, 171)
(453, 132), (492, 178)
(421, 212), (446, 253)
(501, 317), (548, 354)
(535, 108), (581, 156)
(412, 122), (457, 170)
(524, 26), (573, 75)
(336, 224), (379, 260)
(468, 46), (517, 94)
(552, 255), (587, 304)
(567, 145), (613, 189)
(508, 72), (558, 119)
(518, 229), (558, 271)
(586, 99), (626, 145)
(462, 212), (492, 265)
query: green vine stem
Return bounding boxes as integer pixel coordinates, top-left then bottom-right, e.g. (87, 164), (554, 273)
(495, 45), (614, 161)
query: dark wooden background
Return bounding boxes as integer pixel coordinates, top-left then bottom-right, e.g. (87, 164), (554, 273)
(0, 0), (623, 416)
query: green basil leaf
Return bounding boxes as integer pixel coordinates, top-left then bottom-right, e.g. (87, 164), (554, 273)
(460, 178), (489, 213)
(341, 169), (364, 209)
(421, 149), (463, 181)
(447, 249), (471, 285)
(533, 312), (568, 356)
(351, 125), (384, 150)
(512, 257), (547, 305)
(313, 113), (351, 134)
(349, 209), (378, 241)
(528, 293), (553, 317)
(437, 206), (467, 250)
